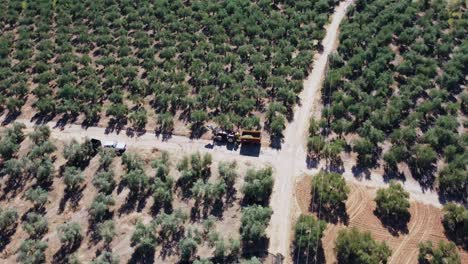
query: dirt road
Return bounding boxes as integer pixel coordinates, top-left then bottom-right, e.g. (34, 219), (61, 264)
(266, 0), (356, 259)
(1, 0), (444, 261)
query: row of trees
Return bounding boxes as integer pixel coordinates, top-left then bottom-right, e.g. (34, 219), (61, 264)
(0, 0), (338, 138)
(316, 0), (467, 200)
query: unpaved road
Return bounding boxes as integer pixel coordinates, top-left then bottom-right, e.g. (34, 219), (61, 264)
(1, 0), (444, 261)
(266, 0), (356, 259)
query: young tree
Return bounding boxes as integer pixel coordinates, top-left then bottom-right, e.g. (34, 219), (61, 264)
(123, 169), (149, 196)
(98, 148), (116, 170)
(91, 251), (119, 264)
(89, 194), (115, 222)
(179, 235), (198, 262)
(121, 152), (144, 171)
(418, 240), (460, 264)
(17, 239), (48, 264)
(131, 220), (157, 254)
(93, 171), (116, 194)
(240, 205), (273, 243)
(335, 227), (391, 264)
(157, 112), (174, 133)
(23, 212), (48, 238)
(25, 187), (48, 209)
(155, 209), (187, 240)
(63, 139), (97, 167)
(58, 222), (83, 248)
(63, 166), (84, 190)
(242, 167), (274, 205)
(97, 220), (116, 245)
(129, 108), (148, 130)
(218, 161), (238, 189)
(294, 214), (327, 260)
(375, 181), (410, 226)
(0, 207), (18, 235)
(29, 125), (51, 145)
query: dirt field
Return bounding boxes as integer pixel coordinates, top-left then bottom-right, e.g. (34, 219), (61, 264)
(295, 175), (468, 264)
(0, 135), (265, 263)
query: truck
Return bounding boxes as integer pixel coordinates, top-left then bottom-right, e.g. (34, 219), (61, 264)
(209, 126), (261, 145)
(238, 130), (261, 144)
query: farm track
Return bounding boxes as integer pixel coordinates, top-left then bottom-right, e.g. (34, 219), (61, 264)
(1, 0), (456, 262)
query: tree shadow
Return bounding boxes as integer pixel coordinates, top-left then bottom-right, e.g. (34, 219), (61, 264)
(383, 168), (406, 183)
(128, 246), (155, 264)
(408, 163), (436, 192)
(292, 243), (326, 264)
(105, 118), (127, 134)
(241, 237), (269, 259)
(118, 191), (150, 216)
(311, 202), (349, 225)
(374, 210), (410, 236)
(1, 111), (21, 125)
(306, 156), (320, 169)
(327, 159), (344, 174)
(58, 185), (85, 214)
(52, 238), (82, 264)
(54, 113), (78, 130)
(0, 224), (17, 252)
(351, 165), (371, 180)
(269, 135), (283, 150)
(190, 125), (207, 139)
(31, 112), (56, 125)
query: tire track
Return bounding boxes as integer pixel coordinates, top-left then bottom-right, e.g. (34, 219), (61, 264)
(390, 203), (430, 264)
(347, 184), (367, 221)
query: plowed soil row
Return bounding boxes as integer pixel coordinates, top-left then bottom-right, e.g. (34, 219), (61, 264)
(294, 178), (468, 263)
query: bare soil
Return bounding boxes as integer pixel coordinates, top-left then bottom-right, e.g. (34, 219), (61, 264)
(294, 176), (468, 264)
(0, 136), (262, 263)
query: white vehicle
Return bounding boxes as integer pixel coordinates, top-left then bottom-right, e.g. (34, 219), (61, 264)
(102, 140), (126, 154)
(115, 142), (126, 154)
(102, 141), (117, 148)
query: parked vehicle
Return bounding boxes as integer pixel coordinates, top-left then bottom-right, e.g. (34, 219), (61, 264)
(239, 130), (261, 144)
(101, 140), (126, 154)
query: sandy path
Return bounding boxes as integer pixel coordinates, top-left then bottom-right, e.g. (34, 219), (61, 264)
(0, 0), (448, 261)
(266, 0), (356, 260)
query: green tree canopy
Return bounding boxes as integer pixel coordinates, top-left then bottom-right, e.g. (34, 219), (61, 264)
(335, 227), (391, 264)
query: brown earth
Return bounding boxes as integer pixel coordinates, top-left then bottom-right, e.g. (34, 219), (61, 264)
(0, 136), (261, 263)
(295, 175), (468, 264)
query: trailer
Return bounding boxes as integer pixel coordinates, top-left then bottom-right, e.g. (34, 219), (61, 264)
(239, 130), (261, 144)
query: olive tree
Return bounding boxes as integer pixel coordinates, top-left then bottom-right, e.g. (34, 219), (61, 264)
(240, 205), (272, 244)
(311, 172), (349, 221)
(375, 181), (410, 227)
(17, 239), (48, 264)
(418, 240), (460, 264)
(293, 214), (327, 260)
(242, 167), (274, 205)
(23, 212), (48, 238)
(58, 222), (83, 249)
(335, 227), (391, 264)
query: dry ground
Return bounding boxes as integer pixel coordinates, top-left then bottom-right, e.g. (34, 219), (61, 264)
(294, 175), (468, 264)
(0, 136), (265, 263)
